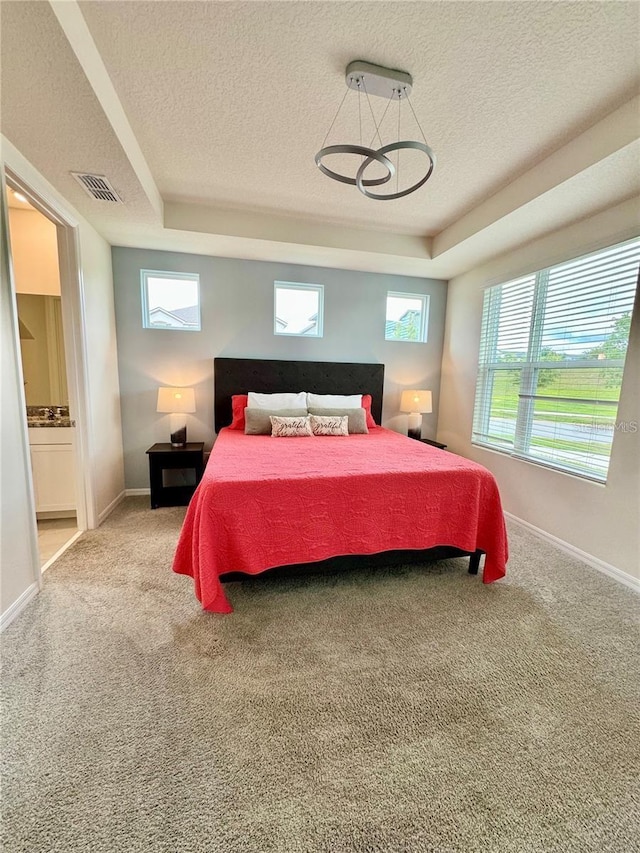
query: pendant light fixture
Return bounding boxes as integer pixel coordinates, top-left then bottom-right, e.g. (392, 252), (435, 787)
(315, 60), (435, 200)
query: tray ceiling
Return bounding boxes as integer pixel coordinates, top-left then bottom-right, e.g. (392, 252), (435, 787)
(1, 0), (639, 277)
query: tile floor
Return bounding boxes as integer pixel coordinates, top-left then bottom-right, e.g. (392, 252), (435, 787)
(37, 517), (78, 567)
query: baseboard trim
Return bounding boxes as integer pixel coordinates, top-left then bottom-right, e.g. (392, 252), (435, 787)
(125, 488), (150, 497)
(36, 511), (77, 520)
(97, 490), (126, 525)
(0, 582), (40, 632)
(504, 512), (639, 593)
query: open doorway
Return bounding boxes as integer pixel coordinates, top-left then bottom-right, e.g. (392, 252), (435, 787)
(5, 177), (87, 569)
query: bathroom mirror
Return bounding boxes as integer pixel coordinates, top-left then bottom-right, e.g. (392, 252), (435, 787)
(17, 293), (68, 406)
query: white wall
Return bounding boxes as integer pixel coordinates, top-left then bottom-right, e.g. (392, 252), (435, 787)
(438, 198), (640, 581)
(1, 177), (40, 624)
(79, 224), (125, 521)
(1, 137), (125, 626)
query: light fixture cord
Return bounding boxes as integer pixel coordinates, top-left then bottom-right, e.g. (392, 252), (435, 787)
(397, 91), (401, 193)
(403, 87), (428, 144)
(358, 79), (363, 162)
(320, 82), (351, 148)
(364, 80), (392, 149)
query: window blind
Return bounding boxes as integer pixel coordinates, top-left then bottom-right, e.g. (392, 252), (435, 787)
(472, 238), (639, 482)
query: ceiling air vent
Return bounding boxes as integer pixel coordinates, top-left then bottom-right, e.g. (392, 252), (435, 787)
(71, 172), (123, 203)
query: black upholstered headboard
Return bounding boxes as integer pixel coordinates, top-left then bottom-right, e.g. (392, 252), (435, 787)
(214, 358), (385, 432)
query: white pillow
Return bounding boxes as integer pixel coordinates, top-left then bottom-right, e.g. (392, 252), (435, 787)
(306, 393), (362, 409)
(247, 391), (307, 410)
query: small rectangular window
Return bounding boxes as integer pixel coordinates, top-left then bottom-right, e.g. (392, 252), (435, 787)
(141, 270), (201, 331)
(274, 282), (324, 337)
(385, 292), (429, 342)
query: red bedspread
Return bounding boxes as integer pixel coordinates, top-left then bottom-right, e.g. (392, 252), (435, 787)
(172, 427), (508, 613)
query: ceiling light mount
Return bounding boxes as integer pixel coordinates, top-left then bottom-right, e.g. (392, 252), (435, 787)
(344, 60), (413, 99)
(315, 60), (435, 201)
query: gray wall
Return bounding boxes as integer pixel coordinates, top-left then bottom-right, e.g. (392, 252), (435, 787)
(112, 247), (447, 489)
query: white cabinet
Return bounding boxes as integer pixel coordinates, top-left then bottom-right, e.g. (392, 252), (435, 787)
(28, 428), (76, 514)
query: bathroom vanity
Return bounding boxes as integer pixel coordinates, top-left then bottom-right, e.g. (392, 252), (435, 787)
(27, 418), (76, 516)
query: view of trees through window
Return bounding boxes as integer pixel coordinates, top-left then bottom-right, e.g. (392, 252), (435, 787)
(473, 239), (638, 481)
(385, 293), (428, 342)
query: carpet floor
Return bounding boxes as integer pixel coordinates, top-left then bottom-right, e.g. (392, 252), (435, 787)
(1, 497), (639, 853)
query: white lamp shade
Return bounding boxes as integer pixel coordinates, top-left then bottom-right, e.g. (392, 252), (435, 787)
(400, 389), (432, 414)
(157, 387), (196, 414)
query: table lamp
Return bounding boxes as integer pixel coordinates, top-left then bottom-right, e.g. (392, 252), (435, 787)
(157, 387), (196, 447)
(400, 389), (432, 440)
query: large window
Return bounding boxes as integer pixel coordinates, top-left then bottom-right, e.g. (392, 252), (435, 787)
(141, 270), (201, 331)
(274, 282), (323, 337)
(472, 239), (639, 482)
(385, 292), (429, 342)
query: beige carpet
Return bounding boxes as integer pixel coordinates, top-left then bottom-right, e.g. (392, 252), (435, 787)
(1, 497), (639, 853)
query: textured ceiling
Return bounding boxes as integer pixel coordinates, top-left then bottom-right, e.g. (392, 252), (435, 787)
(77, 0), (640, 234)
(0, 1), (158, 229)
(1, 0), (639, 277)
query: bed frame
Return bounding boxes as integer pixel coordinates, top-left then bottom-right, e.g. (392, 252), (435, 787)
(213, 357), (481, 576)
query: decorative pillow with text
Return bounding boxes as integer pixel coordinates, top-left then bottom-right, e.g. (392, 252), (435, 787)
(309, 414), (349, 436)
(269, 415), (313, 437)
(307, 407), (368, 434)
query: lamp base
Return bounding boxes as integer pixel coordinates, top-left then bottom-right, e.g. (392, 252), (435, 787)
(407, 411), (422, 441)
(169, 414), (187, 447)
(170, 427), (187, 447)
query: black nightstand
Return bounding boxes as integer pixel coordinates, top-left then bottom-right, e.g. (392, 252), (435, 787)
(146, 443), (205, 508)
(419, 438), (447, 450)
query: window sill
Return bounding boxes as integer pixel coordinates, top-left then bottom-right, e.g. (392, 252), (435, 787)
(470, 441), (608, 486)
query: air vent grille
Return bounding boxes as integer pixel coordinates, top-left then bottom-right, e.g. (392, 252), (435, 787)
(71, 172), (123, 203)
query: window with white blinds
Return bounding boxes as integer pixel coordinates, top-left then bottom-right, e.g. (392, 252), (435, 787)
(472, 238), (639, 482)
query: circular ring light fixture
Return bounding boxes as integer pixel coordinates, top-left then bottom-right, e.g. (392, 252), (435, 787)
(315, 60), (435, 201)
(315, 144), (395, 187)
(355, 141), (436, 200)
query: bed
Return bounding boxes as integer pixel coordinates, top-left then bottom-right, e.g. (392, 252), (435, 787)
(173, 358), (508, 613)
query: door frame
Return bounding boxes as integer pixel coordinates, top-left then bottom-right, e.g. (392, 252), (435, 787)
(5, 165), (96, 534)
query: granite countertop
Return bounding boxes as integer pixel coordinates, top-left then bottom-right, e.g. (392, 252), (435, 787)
(27, 418), (76, 428)
(26, 406), (75, 428)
